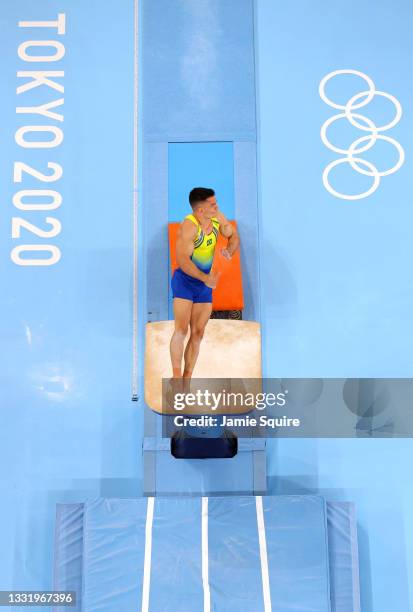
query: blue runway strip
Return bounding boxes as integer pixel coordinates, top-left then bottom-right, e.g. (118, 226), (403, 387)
(263, 496), (331, 611)
(207, 497), (265, 611)
(54, 496), (360, 611)
(148, 498), (205, 611)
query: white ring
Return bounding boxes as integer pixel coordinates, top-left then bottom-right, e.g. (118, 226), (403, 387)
(345, 90), (402, 132)
(319, 69), (376, 110)
(320, 112), (378, 155)
(348, 135), (405, 177)
(323, 157), (380, 200)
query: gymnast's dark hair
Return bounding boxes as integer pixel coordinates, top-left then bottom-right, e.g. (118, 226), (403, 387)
(189, 187), (215, 208)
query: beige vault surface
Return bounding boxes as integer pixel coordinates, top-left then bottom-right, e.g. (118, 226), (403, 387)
(145, 320), (262, 414)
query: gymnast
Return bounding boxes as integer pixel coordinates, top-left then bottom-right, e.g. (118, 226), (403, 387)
(169, 187), (240, 380)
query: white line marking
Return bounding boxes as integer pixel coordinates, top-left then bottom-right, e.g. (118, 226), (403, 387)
(141, 497), (154, 612)
(256, 496), (272, 612)
(202, 497), (211, 612)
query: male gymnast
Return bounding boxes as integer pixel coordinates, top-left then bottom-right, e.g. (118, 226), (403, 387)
(170, 187), (240, 380)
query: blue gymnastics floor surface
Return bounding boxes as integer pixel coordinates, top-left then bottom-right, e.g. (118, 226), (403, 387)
(1, 1), (413, 611)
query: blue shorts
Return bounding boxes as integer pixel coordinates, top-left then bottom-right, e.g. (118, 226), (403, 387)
(171, 268), (212, 303)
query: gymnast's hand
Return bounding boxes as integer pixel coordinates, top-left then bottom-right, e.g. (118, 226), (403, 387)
(214, 208), (228, 225)
(204, 270), (220, 288)
(220, 248), (232, 261)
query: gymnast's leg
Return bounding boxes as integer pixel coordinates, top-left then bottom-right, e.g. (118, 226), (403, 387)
(183, 302), (212, 378)
(170, 297), (192, 378)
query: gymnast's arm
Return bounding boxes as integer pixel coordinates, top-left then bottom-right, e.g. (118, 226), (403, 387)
(215, 210), (240, 258)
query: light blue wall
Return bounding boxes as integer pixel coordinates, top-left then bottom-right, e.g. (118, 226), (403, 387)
(255, 0), (413, 378)
(0, 0), (137, 599)
(142, 0), (256, 141)
(0, 2), (411, 611)
(255, 1), (413, 610)
(168, 142), (235, 222)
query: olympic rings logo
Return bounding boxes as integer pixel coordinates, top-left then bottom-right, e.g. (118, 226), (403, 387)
(319, 69), (405, 200)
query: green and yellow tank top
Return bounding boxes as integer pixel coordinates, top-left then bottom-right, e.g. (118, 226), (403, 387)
(185, 214), (220, 274)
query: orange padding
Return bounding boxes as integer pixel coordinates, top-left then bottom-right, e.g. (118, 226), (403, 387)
(168, 220), (244, 311)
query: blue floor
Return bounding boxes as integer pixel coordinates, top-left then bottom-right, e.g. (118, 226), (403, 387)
(268, 438), (413, 611)
(1, 1), (412, 611)
(2, 437), (412, 610)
